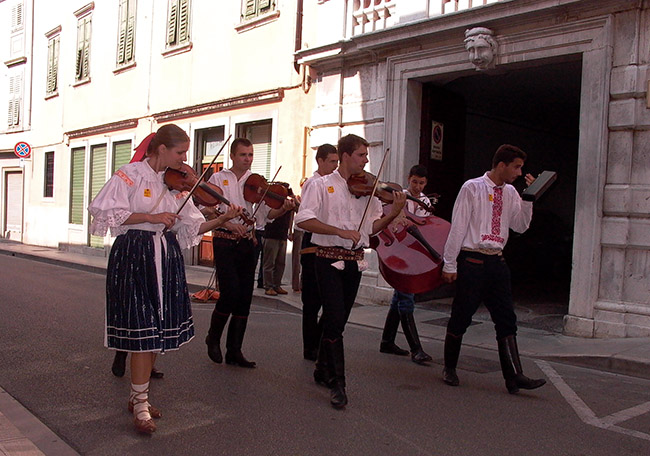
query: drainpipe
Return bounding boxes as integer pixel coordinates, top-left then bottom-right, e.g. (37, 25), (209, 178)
(294, 0), (303, 73)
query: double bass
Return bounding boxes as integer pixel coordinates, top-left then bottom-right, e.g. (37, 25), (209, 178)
(348, 172), (451, 294)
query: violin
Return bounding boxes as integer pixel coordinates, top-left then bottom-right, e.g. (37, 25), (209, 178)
(347, 172), (436, 214)
(243, 174), (297, 210)
(164, 164), (254, 225)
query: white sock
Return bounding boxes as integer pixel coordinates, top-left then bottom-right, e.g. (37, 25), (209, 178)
(130, 382), (151, 421)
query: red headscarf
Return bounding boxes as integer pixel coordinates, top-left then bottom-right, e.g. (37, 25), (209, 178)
(130, 132), (156, 163)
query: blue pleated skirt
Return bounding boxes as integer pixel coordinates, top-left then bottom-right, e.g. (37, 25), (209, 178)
(105, 229), (194, 352)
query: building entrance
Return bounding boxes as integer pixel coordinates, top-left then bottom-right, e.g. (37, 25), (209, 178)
(419, 57), (582, 323)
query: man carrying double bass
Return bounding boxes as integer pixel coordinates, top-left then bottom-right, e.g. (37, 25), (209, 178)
(295, 134), (405, 409)
(205, 138), (293, 368)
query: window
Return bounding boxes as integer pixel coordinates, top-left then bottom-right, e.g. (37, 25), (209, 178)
(237, 120), (272, 178)
(116, 0), (137, 66)
(112, 140), (132, 173)
(46, 33), (60, 96)
(69, 147), (86, 224)
(11, 2), (24, 32)
(7, 72), (22, 128)
(242, 0), (275, 21)
(44, 152), (54, 198)
(166, 0), (191, 49)
(74, 11), (92, 82)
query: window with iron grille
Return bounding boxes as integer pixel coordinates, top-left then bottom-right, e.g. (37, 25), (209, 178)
(166, 0), (191, 49)
(116, 0), (137, 66)
(242, 0), (275, 21)
(44, 152), (55, 198)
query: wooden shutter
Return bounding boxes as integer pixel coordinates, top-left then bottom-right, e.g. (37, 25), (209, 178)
(69, 147), (86, 225)
(167, 0), (178, 45)
(117, 0), (128, 64)
(7, 76), (15, 126)
(89, 144), (107, 247)
(82, 18), (91, 79)
(124, 0), (136, 61)
(112, 140), (132, 174)
(244, 0), (256, 19)
(11, 3), (23, 31)
(178, 0), (190, 43)
(7, 74), (21, 126)
(47, 37), (59, 94)
(75, 20), (84, 79)
(5, 172), (23, 234)
(259, 0), (271, 10)
(44, 152), (54, 198)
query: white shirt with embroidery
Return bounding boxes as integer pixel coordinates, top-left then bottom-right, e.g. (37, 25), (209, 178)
(87, 160), (205, 250)
(207, 168), (263, 230)
(442, 172), (533, 274)
(295, 170), (382, 249)
(294, 171), (322, 233)
(404, 189), (431, 217)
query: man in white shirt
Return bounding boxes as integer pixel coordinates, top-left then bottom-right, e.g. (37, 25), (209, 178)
(441, 144), (546, 394)
(299, 143), (339, 362)
(296, 134), (406, 409)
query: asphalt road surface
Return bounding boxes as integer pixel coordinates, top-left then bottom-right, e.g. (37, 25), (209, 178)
(1, 254), (649, 455)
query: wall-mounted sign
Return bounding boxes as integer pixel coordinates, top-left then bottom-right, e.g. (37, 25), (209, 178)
(14, 141), (31, 159)
(431, 121), (444, 161)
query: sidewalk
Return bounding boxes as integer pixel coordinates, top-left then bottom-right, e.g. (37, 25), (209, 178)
(1, 239), (650, 455)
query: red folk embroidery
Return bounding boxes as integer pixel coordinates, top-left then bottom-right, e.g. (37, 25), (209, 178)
(481, 187), (504, 243)
(115, 170), (134, 187)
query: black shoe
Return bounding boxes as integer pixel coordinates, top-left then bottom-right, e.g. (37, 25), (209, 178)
(313, 368), (332, 388)
(443, 367), (459, 386)
(225, 351), (256, 368)
(379, 341), (410, 356)
(506, 374), (546, 394)
(150, 367), (164, 379)
(205, 335), (223, 364)
(411, 348), (433, 365)
(304, 348), (318, 361)
(329, 380), (348, 409)
(111, 351), (127, 377)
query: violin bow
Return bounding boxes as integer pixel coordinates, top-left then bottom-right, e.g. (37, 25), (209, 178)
(249, 165), (283, 222)
(353, 147), (390, 247)
(162, 135), (232, 232)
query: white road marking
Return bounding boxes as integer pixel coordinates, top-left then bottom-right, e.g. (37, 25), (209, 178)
(535, 360), (650, 441)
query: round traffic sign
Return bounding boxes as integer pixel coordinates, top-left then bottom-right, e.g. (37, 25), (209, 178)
(14, 142), (31, 158)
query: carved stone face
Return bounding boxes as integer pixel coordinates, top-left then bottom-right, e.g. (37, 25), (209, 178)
(467, 39), (492, 69)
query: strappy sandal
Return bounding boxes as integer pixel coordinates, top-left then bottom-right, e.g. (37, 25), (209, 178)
(128, 399), (162, 419)
(132, 397), (157, 434)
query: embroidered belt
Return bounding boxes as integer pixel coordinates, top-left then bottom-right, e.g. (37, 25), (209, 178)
(300, 246), (317, 255)
(315, 246), (364, 261)
(213, 230), (240, 241)
(461, 247), (502, 256)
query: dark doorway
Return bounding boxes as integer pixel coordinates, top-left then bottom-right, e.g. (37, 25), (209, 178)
(419, 57), (581, 325)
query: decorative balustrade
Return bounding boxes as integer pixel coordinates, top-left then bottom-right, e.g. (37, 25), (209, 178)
(349, 0), (504, 37)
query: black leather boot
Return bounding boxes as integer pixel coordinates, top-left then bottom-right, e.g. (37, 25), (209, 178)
(380, 308), (409, 356)
(324, 338), (347, 409)
(205, 310), (229, 363)
(443, 332), (462, 386)
(111, 351), (128, 377)
(399, 312), (432, 365)
(303, 317), (322, 361)
(225, 316), (256, 368)
(498, 335), (546, 394)
(313, 338), (331, 388)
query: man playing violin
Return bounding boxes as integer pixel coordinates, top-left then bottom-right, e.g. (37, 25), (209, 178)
(204, 138), (293, 368)
(441, 144), (546, 394)
(379, 164), (434, 365)
(295, 134), (406, 409)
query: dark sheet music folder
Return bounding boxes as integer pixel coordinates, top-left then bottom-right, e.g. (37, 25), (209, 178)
(521, 171), (557, 202)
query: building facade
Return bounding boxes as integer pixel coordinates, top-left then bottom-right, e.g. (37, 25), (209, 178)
(297, 0), (650, 338)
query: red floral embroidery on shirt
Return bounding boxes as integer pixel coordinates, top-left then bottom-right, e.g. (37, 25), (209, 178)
(481, 187), (504, 243)
(115, 170), (134, 187)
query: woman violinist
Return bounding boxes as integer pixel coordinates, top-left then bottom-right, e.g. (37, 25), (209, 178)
(88, 124), (241, 435)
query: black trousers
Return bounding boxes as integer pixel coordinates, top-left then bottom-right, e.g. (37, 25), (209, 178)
(446, 251), (517, 339)
(315, 255), (362, 341)
(301, 233), (321, 350)
(212, 237), (256, 317)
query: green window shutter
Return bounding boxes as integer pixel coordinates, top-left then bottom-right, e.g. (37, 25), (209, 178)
(69, 147), (86, 225)
(7, 76), (15, 126)
(124, 0), (136, 61)
(259, 0), (271, 10)
(244, 0), (256, 19)
(47, 39), (55, 92)
(89, 144), (107, 248)
(178, 0), (190, 43)
(112, 140), (132, 174)
(75, 20), (84, 79)
(167, 0), (178, 45)
(82, 18), (91, 79)
(117, 0), (128, 64)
